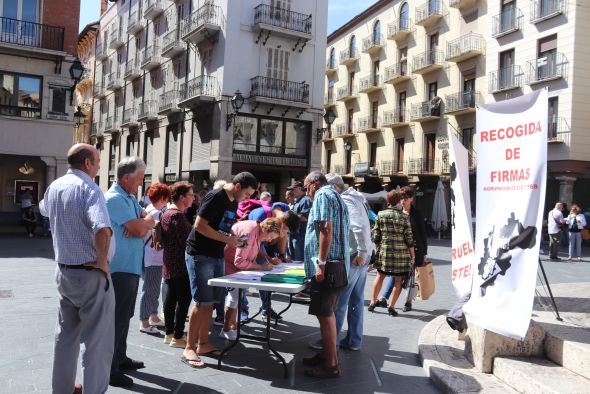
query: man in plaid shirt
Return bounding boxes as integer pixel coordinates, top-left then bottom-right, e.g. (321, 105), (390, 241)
(302, 171), (349, 378)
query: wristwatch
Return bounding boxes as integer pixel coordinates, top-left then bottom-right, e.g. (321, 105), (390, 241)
(317, 258), (326, 266)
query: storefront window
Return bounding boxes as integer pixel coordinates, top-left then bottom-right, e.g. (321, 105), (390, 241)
(233, 116), (257, 152)
(0, 72), (41, 118)
(260, 119), (282, 154)
(285, 121), (307, 156)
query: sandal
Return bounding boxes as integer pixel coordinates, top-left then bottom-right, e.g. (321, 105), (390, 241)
(198, 349), (222, 358)
(139, 326), (160, 335)
(180, 355), (206, 369)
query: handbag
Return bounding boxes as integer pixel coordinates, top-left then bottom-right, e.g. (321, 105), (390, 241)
(581, 228), (590, 241)
(415, 262), (435, 300)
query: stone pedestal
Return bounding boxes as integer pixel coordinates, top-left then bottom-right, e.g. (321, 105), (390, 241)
(464, 321), (546, 373)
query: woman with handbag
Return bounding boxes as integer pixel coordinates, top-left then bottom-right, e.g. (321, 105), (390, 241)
(566, 204), (587, 261)
(368, 190), (415, 316)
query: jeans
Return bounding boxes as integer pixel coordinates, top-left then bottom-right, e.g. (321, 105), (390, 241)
(288, 234), (305, 261)
(335, 259), (368, 349)
(111, 272), (140, 374)
(185, 254), (224, 305)
(549, 232), (560, 258)
(569, 232), (582, 258)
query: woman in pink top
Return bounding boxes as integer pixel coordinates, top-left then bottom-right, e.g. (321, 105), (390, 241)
(221, 218), (282, 339)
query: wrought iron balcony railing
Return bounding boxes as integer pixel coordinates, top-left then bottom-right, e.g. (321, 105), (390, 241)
(337, 85), (358, 101)
(253, 4), (312, 35)
(138, 100), (157, 120)
(326, 57), (337, 72)
(124, 59), (141, 81)
(324, 91), (336, 107)
(339, 48), (359, 65)
(158, 90), (180, 114)
(127, 10), (144, 35)
(141, 44), (161, 70)
(488, 65), (524, 92)
(548, 117), (570, 144)
(530, 0), (566, 23)
(380, 159), (406, 175)
(411, 99), (442, 121)
(383, 62), (410, 84)
(179, 75), (219, 103)
(144, 0), (164, 20)
(357, 116), (382, 133)
(387, 19), (412, 41)
(415, 0), (443, 26)
(162, 29), (185, 57)
(250, 76), (309, 104)
(407, 158), (444, 174)
(109, 26), (124, 49)
(412, 50), (444, 73)
(382, 108), (409, 127)
(492, 8), (524, 38)
(334, 123), (356, 137)
(358, 74), (382, 93)
(121, 108), (137, 127)
(0, 16), (64, 51)
(444, 91), (482, 114)
(525, 52), (567, 84)
(362, 34), (384, 53)
(181, 3), (222, 45)
(446, 32), (485, 62)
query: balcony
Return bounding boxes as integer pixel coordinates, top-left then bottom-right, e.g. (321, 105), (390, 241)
(530, 0), (566, 24)
(106, 68), (122, 91)
(250, 76), (310, 108)
(91, 123), (98, 136)
(95, 41), (108, 61)
(492, 8), (523, 38)
(162, 30), (185, 58)
(0, 16), (64, 53)
(357, 116), (382, 134)
(158, 90), (181, 115)
(358, 74), (383, 94)
(548, 118), (570, 144)
(253, 4), (312, 41)
(93, 83), (105, 99)
(380, 160), (406, 176)
(324, 92), (336, 108)
(525, 53), (568, 85)
(140, 44), (161, 71)
(127, 10), (144, 35)
(177, 75), (219, 108)
(449, 0), (478, 8)
(181, 3), (222, 46)
(354, 163), (379, 177)
(488, 65), (524, 93)
(124, 59), (141, 81)
(336, 86), (358, 102)
(321, 128), (335, 142)
(446, 32), (484, 62)
(334, 123), (355, 138)
(137, 101), (158, 122)
(410, 99), (441, 122)
(121, 108), (138, 128)
(362, 34), (384, 55)
(383, 62), (411, 85)
(144, 0), (164, 20)
(412, 50), (444, 74)
(325, 57), (338, 74)
(109, 27), (124, 49)
(382, 108), (410, 128)
(407, 158), (443, 175)
(104, 116), (119, 133)
(339, 48), (359, 66)
(415, 0), (443, 27)
(444, 91), (482, 115)
(387, 19), (412, 41)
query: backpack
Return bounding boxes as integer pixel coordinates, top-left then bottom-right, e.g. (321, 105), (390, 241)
(146, 206), (168, 250)
(237, 199), (271, 221)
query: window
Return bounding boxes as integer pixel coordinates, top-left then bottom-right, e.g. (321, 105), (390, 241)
(232, 115), (309, 156)
(349, 35), (356, 57)
(327, 79), (335, 101)
(371, 101), (379, 128)
(538, 34), (558, 79)
(373, 60), (380, 84)
(233, 116), (258, 152)
(395, 138), (404, 172)
(425, 134), (436, 172)
(1, 0), (38, 25)
(329, 48), (335, 68)
(127, 133), (140, 156)
(429, 33), (439, 63)
(347, 108), (354, 133)
(165, 126), (179, 172)
(369, 143), (378, 168)
(285, 121), (307, 156)
(266, 48), (289, 80)
(373, 20), (381, 44)
(144, 130), (154, 173)
(326, 149), (332, 173)
(349, 71), (355, 94)
(49, 87), (67, 114)
(399, 47), (408, 75)
(345, 147), (352, 174)
(260, 119), (282, 154)
(499, 49), (515, 88)
(109, 136), (118, 173)
(0, 72), (42, 118)
(398, 91), (406, 121)
(400, 3), (409, 30)
(501, 0), (516, 32)
(548, 97), (558, 139)
(428, 82), (438, 99)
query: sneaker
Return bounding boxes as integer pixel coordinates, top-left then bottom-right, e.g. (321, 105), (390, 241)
(261, 308), (283, 321)
(374, 298), (388, 308)
(240, 311), (249, 322)
(219, 328), (237, 341)
(163, 334), (173, 344)
(339, 341), (360, 351)
(170, 336), (187, 348)
(148, 318), (165, 328)
(213, 316), (224, 327)
(139, 326), (160, 335)
(308, 339), (323, 350)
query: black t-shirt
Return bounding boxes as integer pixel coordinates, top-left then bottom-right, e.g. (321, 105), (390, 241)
(186, 188), (238, 258)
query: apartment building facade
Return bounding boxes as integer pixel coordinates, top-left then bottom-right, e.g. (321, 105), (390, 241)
(93, 0), (328, 198)
(324, 0), (589, 216)
(0, 0), (81, 222)
(75, 22), (99, 144)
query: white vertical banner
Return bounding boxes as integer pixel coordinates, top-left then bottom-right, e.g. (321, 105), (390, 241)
(463, 89), (548, 339)
(448, 128), (474, 297)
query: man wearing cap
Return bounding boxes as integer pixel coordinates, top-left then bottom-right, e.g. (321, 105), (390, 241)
(287, 181), (311, 261)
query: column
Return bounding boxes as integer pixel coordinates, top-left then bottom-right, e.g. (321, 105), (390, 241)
(555, 176), (576, 207)
(40, 156), (57, 188)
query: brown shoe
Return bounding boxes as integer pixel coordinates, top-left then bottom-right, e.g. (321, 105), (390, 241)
(304, 363), (341, 378)
(302, 353), (324, 366)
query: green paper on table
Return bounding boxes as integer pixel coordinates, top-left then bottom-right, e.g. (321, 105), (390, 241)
(261, 273), (307, 284)
(284, 268), (306, 276)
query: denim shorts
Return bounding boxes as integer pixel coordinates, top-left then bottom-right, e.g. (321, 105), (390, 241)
(185, 253), (225, 305)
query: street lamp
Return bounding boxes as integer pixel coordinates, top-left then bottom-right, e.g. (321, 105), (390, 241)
(226, 90), (244, 131)
(69, 58), (85, 105)
(73, 106), (86, 129)
(315, 109), (336, 143)
(344, 140), (352, 151)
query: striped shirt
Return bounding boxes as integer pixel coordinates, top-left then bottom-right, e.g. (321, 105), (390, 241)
(39, 169), (111, 265)
(304, 185), (350, 278)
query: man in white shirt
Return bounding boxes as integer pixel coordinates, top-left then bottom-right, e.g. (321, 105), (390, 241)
(547, 202), (564, 260)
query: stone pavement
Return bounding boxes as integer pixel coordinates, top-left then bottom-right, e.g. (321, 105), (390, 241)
(0, 233), (587, 393)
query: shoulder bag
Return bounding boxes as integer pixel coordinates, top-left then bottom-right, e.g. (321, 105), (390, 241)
(316, 193), (348, 291)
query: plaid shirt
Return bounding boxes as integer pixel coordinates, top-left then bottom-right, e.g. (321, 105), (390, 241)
(304, 185), (350, 278)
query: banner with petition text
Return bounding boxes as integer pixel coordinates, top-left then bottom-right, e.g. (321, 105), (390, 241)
(463, 89), (548, 339)
(448, 128), (474, 298)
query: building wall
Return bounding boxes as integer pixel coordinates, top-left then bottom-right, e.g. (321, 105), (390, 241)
(42, 0), (81, 56)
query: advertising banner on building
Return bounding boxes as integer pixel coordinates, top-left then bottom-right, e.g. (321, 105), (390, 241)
(448, 128), (474, 297)
(463, 89), (548, 339)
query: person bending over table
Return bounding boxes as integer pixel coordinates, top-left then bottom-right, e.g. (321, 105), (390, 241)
(221, 218), (283, 339)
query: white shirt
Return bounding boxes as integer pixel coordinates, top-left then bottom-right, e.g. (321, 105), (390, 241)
(547, 208), (564, 235)
(143, 204), (164, 267)
(566, 213), (587, 231)
(341, 188), (374, 262)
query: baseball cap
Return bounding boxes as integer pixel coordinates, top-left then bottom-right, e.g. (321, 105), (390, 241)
(287, 181), (305, 191)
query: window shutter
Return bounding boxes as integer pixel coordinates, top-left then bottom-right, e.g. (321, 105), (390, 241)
(167, 127), (178, 171)
(145, 131), (153, 173)
(266, 48), (273, 77)
(283, 50), (289, 81)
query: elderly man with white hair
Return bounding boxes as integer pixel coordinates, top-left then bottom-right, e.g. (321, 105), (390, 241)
(310, 173), (374, 351)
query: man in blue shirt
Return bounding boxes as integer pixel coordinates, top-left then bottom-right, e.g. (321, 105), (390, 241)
(288, 182), (311, 261)
(105, 157), (155, 388)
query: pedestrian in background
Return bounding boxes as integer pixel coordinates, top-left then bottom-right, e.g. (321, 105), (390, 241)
(547, 202), (565, 261)
(566, 204), (586, 262)
(138, 183), (171, 335)
(106, 157), (155, 388)
(40, 143), (114, 394)
(22, 206), (37, 237)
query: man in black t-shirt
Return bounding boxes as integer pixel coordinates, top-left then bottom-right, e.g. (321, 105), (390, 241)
(182, 172), (258, 368)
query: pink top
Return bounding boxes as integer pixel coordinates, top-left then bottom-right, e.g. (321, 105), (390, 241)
(224, 220), (263, 275)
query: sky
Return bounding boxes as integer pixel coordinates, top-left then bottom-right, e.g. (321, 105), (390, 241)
(78, 0), (370, 34)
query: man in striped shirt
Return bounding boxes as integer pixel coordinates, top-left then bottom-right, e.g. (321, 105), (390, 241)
(40, 143), (114, 394)
(302, 171), (350, 378)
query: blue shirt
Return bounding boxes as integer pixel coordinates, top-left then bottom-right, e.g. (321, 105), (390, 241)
(248, 202), (290, 221)
(39, 169), (111, 265)
(292, 195), (312, 237)
(304, 186), (350, 278)
(105, 183), (145, 275)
